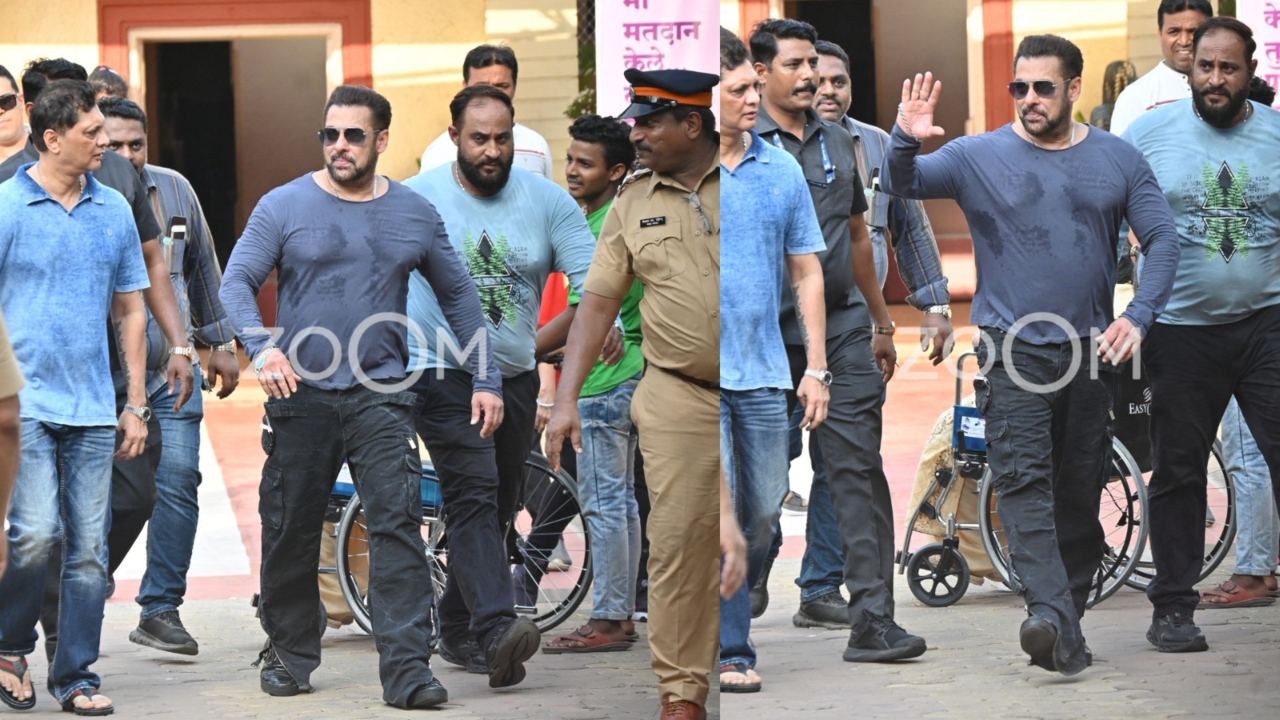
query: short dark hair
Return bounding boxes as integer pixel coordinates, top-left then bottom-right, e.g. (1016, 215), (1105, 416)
(1248, 75), (1276, 106)
(463, 44), (518, 86)
(324, 85), (392, 131)
(568, 114), (635, 171)
(450, 84), (515, 128)
(721, 26), (750, 72)
(1158, 0), (1213, 29)
(98, 96), (147, 132)
(1194, 16), (1257, 68)
(89, 65), (128, 98)
(749, 18), (818, 69)
(815, 40), (851, 77)
(1014, 34), (1084, 81)
(0, 65), (16, 95)
(30, 79), (96, 152)
(22, 58), (88, 104)
(671, 106), (718, 142)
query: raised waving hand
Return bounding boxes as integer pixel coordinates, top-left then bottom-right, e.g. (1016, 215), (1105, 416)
(897, 72), (945, 141)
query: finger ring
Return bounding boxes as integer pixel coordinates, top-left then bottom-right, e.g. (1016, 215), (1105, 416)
(270, 372), (282, 380)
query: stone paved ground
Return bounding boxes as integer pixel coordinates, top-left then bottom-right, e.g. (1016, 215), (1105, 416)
(13, 600), (712, 719)
(723, 560), (1280, 719)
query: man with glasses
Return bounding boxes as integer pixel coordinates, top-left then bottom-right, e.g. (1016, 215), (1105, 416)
(886, 35), (1180, 675)
(0, 66), (26, 164)
(219, 85), (493, 709)
(402, 84), (595, 689)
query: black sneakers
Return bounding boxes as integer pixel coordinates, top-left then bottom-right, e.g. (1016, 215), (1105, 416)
(437, 634), (488, 674)
(843, 613), (927, 662)
(405, 679), (449, 709)
(1147, 613), (1208, 653)
(1019, 616), (1059, 672)
(129, 611), (199, 656)
(793, 590), (851, 630)
(484, 618), (539, 688)
(749, 554), (775, 619)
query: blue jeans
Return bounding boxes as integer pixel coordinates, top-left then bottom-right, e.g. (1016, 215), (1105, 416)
(719, 388), (788, 668)
(0, 420), (114, 703)
(577, 376), (642, 620)
(1221, 396), (1280, 576)
(136, 370), (205, 617)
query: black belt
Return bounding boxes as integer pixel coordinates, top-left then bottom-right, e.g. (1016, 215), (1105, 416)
(647, 363), (719, 391)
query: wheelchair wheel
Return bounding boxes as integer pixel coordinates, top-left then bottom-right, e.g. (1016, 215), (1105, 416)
(511, 455), (593, 633)
(1125, 439), (1235, 591)
(906, 542), (970, 607)
(335, 494), (447, 638)
(979, 437), (1149, 608)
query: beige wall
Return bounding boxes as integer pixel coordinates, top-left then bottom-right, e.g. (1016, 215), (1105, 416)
(1011, 1), (1130, 119)
(723, 0), (741, 35)
(232, 37), (328, 231)
(1127, 0), (1219, 77)
(0, 0), (97, 88)
(487, 0), (581, 186)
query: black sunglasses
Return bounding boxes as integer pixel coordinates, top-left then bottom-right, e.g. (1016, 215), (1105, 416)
(0, 94), (17, 112)
(317, 126), (383, 146)
(1007, 78), (1076, 100)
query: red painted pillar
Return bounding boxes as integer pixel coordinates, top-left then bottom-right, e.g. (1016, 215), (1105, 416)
(982, 0), (1016, 129)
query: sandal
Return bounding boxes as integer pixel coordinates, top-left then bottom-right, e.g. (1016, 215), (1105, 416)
(1199, 579), (1276, 609)
(623, 619), (639, 643)
(0, 654), (35, 710)
(60, 688), (113, 716)
(718, 661), (761, 694)
(542, 624), (631, 654)
(1266, 573), (1279, 598)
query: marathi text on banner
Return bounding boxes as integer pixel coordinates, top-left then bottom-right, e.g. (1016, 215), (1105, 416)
(596, 0), (719, 119)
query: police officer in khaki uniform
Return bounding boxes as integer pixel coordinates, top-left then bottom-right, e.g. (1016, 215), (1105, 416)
(0, 306), (26, 581)
(546, 68), (719, 720)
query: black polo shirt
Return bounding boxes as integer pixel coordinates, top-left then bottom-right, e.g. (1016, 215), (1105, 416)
(756, 106), (870, 345)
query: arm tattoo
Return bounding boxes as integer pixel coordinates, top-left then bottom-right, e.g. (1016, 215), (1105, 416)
(112, 316), (132, 386)
(792, 283), (813, 359)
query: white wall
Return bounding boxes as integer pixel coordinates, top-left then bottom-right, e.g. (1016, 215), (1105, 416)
(231, 36), (328, 232)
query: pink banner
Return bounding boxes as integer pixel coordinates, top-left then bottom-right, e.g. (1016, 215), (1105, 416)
(1241, 0), (1280, 109)
(595, 0), (719, 119)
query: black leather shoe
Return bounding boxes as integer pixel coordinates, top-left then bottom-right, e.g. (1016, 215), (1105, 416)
(749, 554), (775, 619)
(130, 611), (199, 656)
(406, 679), (448, 709)
(255, 645), (300, 697)
(437, 634), (487, 674)
(1019, 616), (1058, 672)
(793, 590), (851, 630)
(1147, 613), (1208, 653)
(485, 618), (539, 688)
(844, 612), (927, 662)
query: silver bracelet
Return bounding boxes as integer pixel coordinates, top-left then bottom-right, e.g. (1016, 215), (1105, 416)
(536, 399), (555, 409)
(213, 340), (236, 353)
(897, 103), (921, 143)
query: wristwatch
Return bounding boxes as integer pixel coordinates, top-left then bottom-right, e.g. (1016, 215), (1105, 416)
(123, 404), (152, 422)
(873, 321), (897, 336)
(804, 368), (833, 387)
(924, 304), (953, 320)
(213, 340), (236, 353)
(168, 345), (196, 359)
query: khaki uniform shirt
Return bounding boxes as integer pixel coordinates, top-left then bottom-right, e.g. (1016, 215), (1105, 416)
(585, 153), (720, 384)
(0, 306), (25, 398)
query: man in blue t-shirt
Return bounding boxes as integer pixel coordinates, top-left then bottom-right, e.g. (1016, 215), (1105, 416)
(718, 28), (829, 694)
(1123, 17), (1280, 654)
(402, 85), (595, 687)
(887, 34), (1180, 676)
(0, 80), (150, 716)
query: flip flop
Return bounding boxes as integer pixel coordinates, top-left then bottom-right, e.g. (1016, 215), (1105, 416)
(1199, 580), (1276, 609)
(0, 655), (35, 710)
(718, 661), (761, 693)
(60, 688), (114, 716)
(542, 624), (631, 654)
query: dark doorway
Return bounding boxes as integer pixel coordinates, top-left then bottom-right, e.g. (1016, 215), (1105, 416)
(786, 0), (875, 124)
(150, 41), (238, 269)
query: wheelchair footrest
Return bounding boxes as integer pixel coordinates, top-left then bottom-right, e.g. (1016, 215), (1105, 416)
(919, 502), (938, 521)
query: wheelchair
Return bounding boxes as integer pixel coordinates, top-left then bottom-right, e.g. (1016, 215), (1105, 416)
(898, 351), (1150, 608)
(320, 450), (592, 637)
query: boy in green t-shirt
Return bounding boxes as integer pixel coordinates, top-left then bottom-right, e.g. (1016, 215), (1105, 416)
(534, 116), (645, 653)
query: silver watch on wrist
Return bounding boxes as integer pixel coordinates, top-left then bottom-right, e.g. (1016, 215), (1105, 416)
(168, 345), (196, 359)
(924, 304), (952, 320)
(213, 340), (236, 353)
(804, 368), (833, 387)
(123, 404), (152, 422)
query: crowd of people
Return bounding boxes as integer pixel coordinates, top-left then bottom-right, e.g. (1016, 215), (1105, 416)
(0, 43), (720, 719)
(719, 0), (1280, 697)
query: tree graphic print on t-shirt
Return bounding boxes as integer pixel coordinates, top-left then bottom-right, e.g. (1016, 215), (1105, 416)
(463, 229), (518, 328)
(1200, 161), (1251, 263)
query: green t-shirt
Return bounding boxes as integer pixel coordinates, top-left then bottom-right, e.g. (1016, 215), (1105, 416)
(572, 199), (644, 397)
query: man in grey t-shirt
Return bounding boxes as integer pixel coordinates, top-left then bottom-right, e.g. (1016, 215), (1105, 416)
(886, 35), (1179, 676)
(220, 86), (496, 709)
